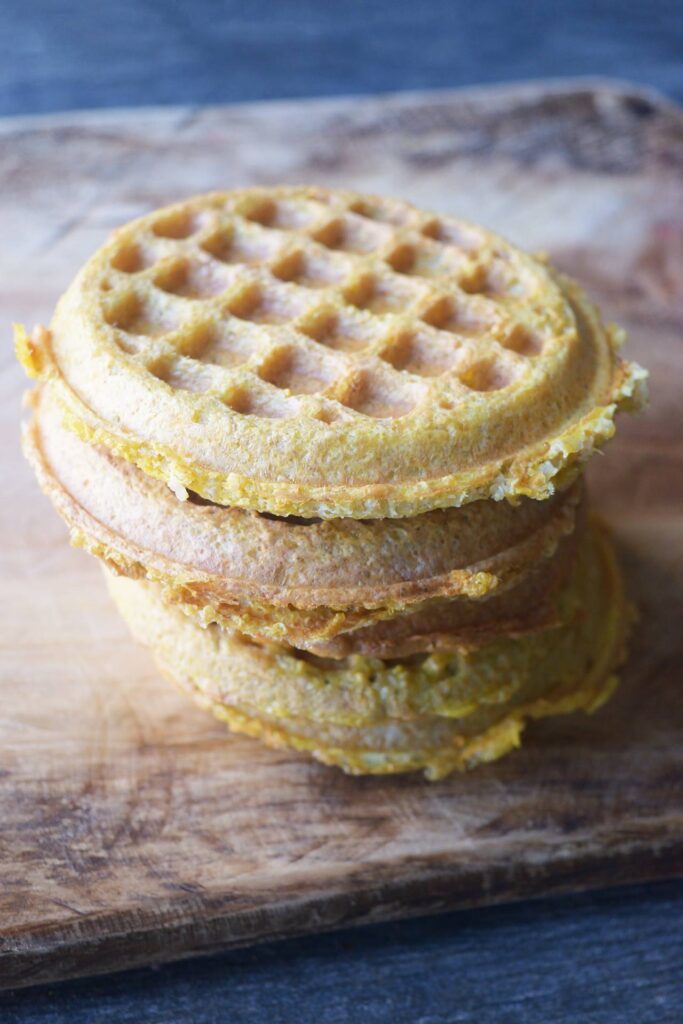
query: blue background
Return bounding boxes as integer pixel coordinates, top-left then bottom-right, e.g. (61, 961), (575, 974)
(2, 1), (682, 1020)
(1, 0), (682, 117)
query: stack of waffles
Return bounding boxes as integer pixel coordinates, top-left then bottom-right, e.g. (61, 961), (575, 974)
(17, 187), (648, 779)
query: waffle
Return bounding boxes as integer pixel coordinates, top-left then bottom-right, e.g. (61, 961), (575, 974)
(106, 522), (630, 779)
(300, 533), (578, 658)
(16, 184), (646, 778)
(26, 385), (582, 654)
(16, 186), (647, 519)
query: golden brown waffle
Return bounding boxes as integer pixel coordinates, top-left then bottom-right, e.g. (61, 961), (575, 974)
(106, 522), (630, 779)
(27, 386), (582, 654)
(300, 533), (578, 658)
(17, 186), (647, 518)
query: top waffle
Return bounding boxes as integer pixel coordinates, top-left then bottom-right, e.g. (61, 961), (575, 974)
(17, 186), (647, 518)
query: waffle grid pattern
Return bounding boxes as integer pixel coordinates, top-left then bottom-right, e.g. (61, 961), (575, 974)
(99, 189), (562, 424)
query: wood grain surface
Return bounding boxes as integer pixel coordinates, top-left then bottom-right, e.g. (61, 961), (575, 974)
(0, 80), (682, 991)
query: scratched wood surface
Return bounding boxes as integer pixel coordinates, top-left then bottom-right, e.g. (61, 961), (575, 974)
(0, 81), (682, 991)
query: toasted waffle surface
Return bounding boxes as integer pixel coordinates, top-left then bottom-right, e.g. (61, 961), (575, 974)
(17, 187), (647, 518)
(27, 386), (582, 652)
(106, 522), (630, 778)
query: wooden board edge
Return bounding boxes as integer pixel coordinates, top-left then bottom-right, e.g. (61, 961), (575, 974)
(0, 76), (680, 136)
(2, 839), (682, 991)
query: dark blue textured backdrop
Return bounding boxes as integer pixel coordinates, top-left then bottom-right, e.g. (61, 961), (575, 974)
(0, 0), (682, 117)
(2, 2), (683, 1019)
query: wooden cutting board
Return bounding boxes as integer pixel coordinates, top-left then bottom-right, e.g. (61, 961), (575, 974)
(1, 80), (682, 991)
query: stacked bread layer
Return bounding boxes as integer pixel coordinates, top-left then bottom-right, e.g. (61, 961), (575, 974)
(104, 523), (628, 779)
(24, 387), (630, 778)
(17, 187), (647, 778)
(28, 387), (583, 656)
